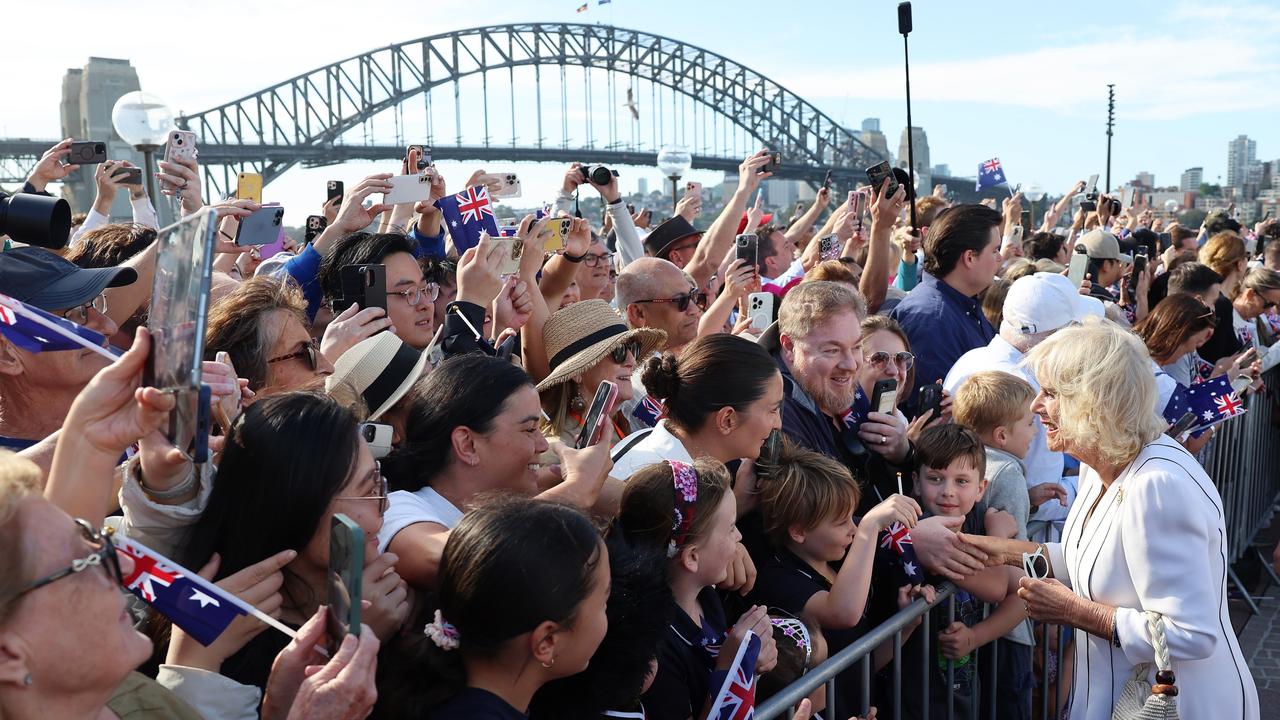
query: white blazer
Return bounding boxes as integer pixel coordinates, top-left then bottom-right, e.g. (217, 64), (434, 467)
(1046, 435), (1258, 720)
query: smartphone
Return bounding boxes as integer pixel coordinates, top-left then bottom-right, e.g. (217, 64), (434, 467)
(326, 514), (365, 656)
(541, 217), (572, 253)
(759, 429), (783, 468)
(735, 233), (759, 270)
(191, 385), (211, 464)
(1129, 253), (1148, 289)
(1230, 375), (1252, 397)
(1067, 243), (1089, 287)
(684, 180), (703, 197)
(1167, 410), (1197, 439)
(865, 161), (899, 198)
(163, 131), (197, 165)
(1019, 209), (1031, 229)
(234, 205), (284, 246)
(360, 422), (394, 459)
(850, 190), (868, 232)
(406, 144), (432, 172)
(337, 264), (388, 314)
(234, 172), (263, 203)
(305, 215), (327, 243)
(1122, 186), (1136, 207)
(870, 378), (898, 415)
(491, 234), (524, 276)
(747, 291), (774, 332)
(575, 380), (620, 449)
(1085, 174), (1100, 195)
(818, 234), (841, 261)
(760, 152), (781, 174)
(384, 173), (433, 205)
(1009, 225), (1024, 246)
(918, 383), (943, 422)
(117, 166), (144, 186)
(211, 351), (243, 433)
(67, 141), (107, 165)
(326, 180), (344, 206)
(479, 172), (522, 199)
(823, 170), (833, 190)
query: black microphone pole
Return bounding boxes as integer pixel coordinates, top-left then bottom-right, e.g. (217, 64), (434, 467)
(898, 2), (918, 231)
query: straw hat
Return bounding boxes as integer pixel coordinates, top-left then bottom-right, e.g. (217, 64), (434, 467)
(325, 331), (430, 420)
(536, 300), (666, 392)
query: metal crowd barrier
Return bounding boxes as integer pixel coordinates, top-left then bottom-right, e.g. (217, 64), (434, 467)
(758, 371), (1280, 719)
(1202, 368), (1280, 614)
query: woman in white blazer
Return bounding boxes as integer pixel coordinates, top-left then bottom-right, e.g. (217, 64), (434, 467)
(962, 318), (1258, 720)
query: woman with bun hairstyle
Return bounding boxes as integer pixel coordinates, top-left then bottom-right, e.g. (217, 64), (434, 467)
(389, 497), (610, 719)
(614, 459), (777, 720)
(610, 333), (783, 481)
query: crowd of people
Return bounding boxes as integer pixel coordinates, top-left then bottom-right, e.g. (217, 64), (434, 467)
(0, 134), (1274, 719)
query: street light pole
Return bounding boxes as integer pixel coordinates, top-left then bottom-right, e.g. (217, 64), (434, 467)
(1105, 84), (1116, 193)
(138, 144), (161, 206)
(668, 175), (680, 214)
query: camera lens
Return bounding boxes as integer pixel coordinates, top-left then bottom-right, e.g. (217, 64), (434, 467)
(362, 425), (376, 442)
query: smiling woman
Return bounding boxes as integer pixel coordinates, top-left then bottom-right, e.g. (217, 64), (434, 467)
(960, 318), (1259, 719)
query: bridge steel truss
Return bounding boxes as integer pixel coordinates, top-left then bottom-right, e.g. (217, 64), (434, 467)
(175, 23), (887, 198)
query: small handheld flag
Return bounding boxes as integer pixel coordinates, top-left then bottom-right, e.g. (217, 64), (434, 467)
(435, 186), (500, 254)
(879, 520), (925, 583)
(706, 629), (760, 720)
(976, 157), (1007, 192)
(1160, 374), (1246, 438)
(0, 293), (118, 360)
(114, 535), (296, 646)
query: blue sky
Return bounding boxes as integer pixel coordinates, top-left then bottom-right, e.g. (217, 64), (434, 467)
(6, 0), (1279, 215)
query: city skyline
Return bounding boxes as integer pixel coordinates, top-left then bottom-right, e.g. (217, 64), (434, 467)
(4, 0), (1279, 216)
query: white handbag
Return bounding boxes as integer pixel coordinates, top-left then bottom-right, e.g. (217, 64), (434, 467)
(1111, 611), (1179, 720)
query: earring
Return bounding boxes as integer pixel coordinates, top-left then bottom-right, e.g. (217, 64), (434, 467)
(23, 673), (32, 686)
(540, 656), (556, 669)
(571, 391), (586, 411)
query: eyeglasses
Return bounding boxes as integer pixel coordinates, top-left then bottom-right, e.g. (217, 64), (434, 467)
(632, 290), (708, 313)
(609, 339), (644, 364)
(336, 461), (389, 514)
(865, 351), (915, 371)
(583, 252), (614, 268)
(15, 519), (124, 598)
(267, 336), (321, 371)
(388, 283), (440, 307)
(57, 293), (108, 324)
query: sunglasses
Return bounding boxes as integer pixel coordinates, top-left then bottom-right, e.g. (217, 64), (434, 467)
(609, 339), (644, 364)
(632, 290), (708, 313)
(865, 350), (915, 371)
(267, 337), (321, 371)
(15, 519), (124, 598)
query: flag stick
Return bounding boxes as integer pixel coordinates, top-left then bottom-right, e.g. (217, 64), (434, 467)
(9, 299), (120, 361)
(896, 471), (904, 496)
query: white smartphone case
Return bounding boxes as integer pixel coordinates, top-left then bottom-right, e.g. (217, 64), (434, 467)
(384, 174), (433, 205)
(748, 292), (774, 332)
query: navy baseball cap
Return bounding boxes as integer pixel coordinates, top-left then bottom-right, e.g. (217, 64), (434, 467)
(0, 246), (137, 311)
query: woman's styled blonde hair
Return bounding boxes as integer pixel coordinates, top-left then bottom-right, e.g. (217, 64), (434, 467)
(1026, 317), (1165, 467)
(0, 452), (40, 624)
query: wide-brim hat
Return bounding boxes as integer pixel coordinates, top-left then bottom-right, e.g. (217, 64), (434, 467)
(536, 299), (666, 392)
(325, 331), (430, 420)
(643, 216), (702, 259)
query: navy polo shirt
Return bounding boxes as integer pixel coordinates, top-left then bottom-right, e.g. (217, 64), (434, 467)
(889, 272), (994, 406)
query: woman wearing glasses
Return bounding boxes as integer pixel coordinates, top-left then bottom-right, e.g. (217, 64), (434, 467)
(537, 300), (666, 450)
(856, 314), (948, 448)
(204, 276), (335, 395)
(960, 319), (1258, 720)
(174, 392), (409, 691)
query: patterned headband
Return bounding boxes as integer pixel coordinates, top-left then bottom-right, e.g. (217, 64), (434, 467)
(771, 617), (813, 667)
(667, 460), (699, 559)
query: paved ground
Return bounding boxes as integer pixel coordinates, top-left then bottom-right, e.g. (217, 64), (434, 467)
(1233, 519), (1280, 717)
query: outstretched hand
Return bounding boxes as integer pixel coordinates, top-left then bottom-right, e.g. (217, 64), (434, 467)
(62, 327), (174, 457)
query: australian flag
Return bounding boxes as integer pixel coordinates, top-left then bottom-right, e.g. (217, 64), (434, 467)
(879, 520), (925, 583)
(706, 630), (761, 720)
(115, 537), (249, 647)
(435, 185), (499, 254)
(839, 386), (871, 430)
(631, 393), (664, 428)
(976, 157), (1007, 191)
(1161, 374), (1246, 438)
(0, 293), (110, 354)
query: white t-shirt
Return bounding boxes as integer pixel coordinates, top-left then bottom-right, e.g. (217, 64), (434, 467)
(609, 420), (695, 481)
(377, 487), (463, 553)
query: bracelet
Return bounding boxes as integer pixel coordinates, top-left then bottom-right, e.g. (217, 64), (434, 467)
(562, 250), (587, 263)
(138, 465), (199, 500)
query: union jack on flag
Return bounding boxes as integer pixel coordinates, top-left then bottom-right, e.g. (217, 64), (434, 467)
(1214, 392), (1245, 418)
(706, 630), (760, 720)
(435, 185), (501, 253)
(455, 186), (496, 225)
(976, 157), (1007, 191)
(878, 520), (925, 583)
(114, 537), (250, 646)
(1160, 374), (1245, 438)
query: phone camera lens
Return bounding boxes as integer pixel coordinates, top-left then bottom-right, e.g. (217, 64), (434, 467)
(362, 425), (375, 442)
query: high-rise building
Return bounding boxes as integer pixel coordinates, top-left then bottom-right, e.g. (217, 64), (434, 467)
(1180, 167), (1203, 193)
(60, 58), (142, 216)
(853, 118), (891, 165)
(637, 177), (648, 196)
(1134, 172), (1155, 190)
(897, 126), (931, 194)
(1227, 134), (1257, 188)
(861, 118), (880, 133)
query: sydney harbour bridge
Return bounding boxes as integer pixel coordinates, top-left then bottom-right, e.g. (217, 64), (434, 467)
(0, 23), (918, 200)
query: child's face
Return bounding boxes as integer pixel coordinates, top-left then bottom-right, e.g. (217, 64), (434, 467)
(692, 492), (742, 586)
(913, 459), (987, 517)
(794, 511), (857, 563)
(1002, 409), (1037, 460)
